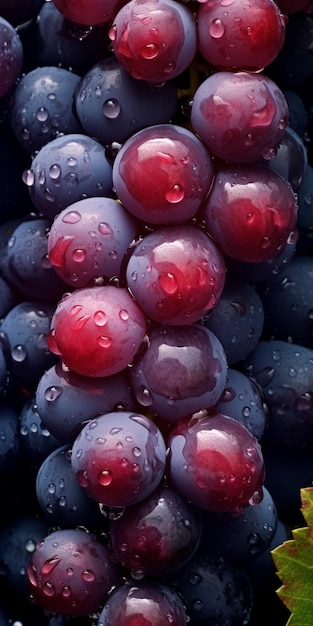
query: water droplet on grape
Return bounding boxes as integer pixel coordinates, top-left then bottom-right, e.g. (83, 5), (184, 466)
(36, 107), (49, 122)
(140, 42), (160, 58)
(11, 344), (27, 362)
(98, 222), (113, 235)
(67, 157), (77, 167)
(103, 98), (121, 119)
(49, 164), (61, 180)
(165, 184), (185, 203)
(81, 569), (96, 582)
(94, 310), (107, 326)
(72, 249), (86, 263)
(44, 386), (63, 402)
(209, 18), (226, 38)
(22, 169), (35, 186)
(98, 469), (113, 486)
(97, 335), (112, 348)
(158, 272), (178, 294)
(41, 557), (61, 575)
(62, 586), (72, 598)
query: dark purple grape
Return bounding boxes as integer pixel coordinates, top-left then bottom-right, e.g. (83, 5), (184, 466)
(246, 519), (289, 598)
(130, 324), (227, 423)
(109, 0), (197, 83)
(25, 134), (113, 221)
(258, 127), (307, 191)
(202, 275), (264, 366)
(199, 486), (277, 563)
(52, 0), (124, 25)
(47, 197), (138, 288)
(227, 230), (297, 284)
(257, 255), (313, 346)
(10, 66), (83, 153)
(0, 275), (18, 319)
(109, 483), (203, 577)
(216, 368), (266, 440)
(36, 445), (104, 529)
(282, 89), (309, 139)
(244, 339), (313, 446)
(29, 2), (111, 76)
(112, 123), (214, 225)
(47, 286), (148, 378)
(168, 552), (253, 626)
(19, 395), (61, 470)
(266, 11), (313, 87)
(27, 528), (119, 616)
(6, 217), (68, 302)
(168, 412), (265, 512)
(71, 411), (167, 508)
(98, 580), (188, 626)
(0, 17), (23, 98)
(75, 56), (178, 146)
(191, 71), (288, 163)
(197, 164), (297, 263)
(197, 0), (286, 72)
(296, 164), (313, 231)
(35, 362), (135, 444)
(0, 514), (51, 600)
(0, 301), (57, 386)
(262, 442), (313, 524)
(126, 225), (226, 325)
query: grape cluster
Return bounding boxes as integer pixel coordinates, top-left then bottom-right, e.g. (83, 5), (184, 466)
(0, 1), (312, 626)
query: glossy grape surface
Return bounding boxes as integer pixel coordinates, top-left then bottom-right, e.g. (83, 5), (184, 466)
(168, 412), (265, 512)
(47, 286), (148, 377)
(109, 0), (197, 82)
(52, 0), (123, 25)
(191, 71), (289, 163)
(216, 368), (266, 440)
(75, 56), (178, 146)
(10, 66), (82, 153)
(71, 411), (167, 507)
(27, 528), (118, 616)
(110, 484), (203, 576)
(98, 580), (187, 626)
(198, 164), (297, 263)
(197, 0), (286, 72)
(130, 324), (227, 422)
(113, 123), (214, 225)
(126, 224), (226, 325)
(47, 197), (138, 288)
(26, 134), (113, 220)
(0, 17), (23, 98)
(36, 362), (135, 443)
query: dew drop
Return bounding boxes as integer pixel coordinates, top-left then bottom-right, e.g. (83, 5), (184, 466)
(140, 42), (160, 58)
(192, 599), (204, 611)
(209, 18), (226, 38)
(22, 169), (35, 186)
(49, 164), (61, 180)
(62, 586), (72, 598)
(94, 310), (107, 326)
(72, 248), (86, 263)
(44, 386), (63, 402)
(103, 98), (121, 119)
(97, 335), (112, 348)
(119, 309), (129, 321)
(81, 569), (96, 582)
(67, 157), (77, 167)
(62, 210), (81, 224)
(136, 385), (153, 406)
(97, 469), (113, 486)
(42, 582), (56, 597)
(165, 183), (185, 203)
(98, 222), (113, 235)
(11, 344), (27, 362)
(41, 557), (61, 575)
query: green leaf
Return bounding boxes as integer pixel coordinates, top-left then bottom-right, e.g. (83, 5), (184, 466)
(272, 487), (313, 626)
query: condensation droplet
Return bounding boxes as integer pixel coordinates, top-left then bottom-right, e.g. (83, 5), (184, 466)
(209, 18), (226, 38)
(37, 107), (49, 122)
(165, 184), (185, 203)
(97, 469), (113, 486)
(103, 98), (121, 119)
(94, 310), (107, 326)
(97, 335), (112, 348)
(72, 249), (86, 263)
(98, 222), (113, 235)
(22, 169), (35, 186)
(11, 344), (27, 362)
(49, 164), (61, 180)
(140, 42), (160, 58)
